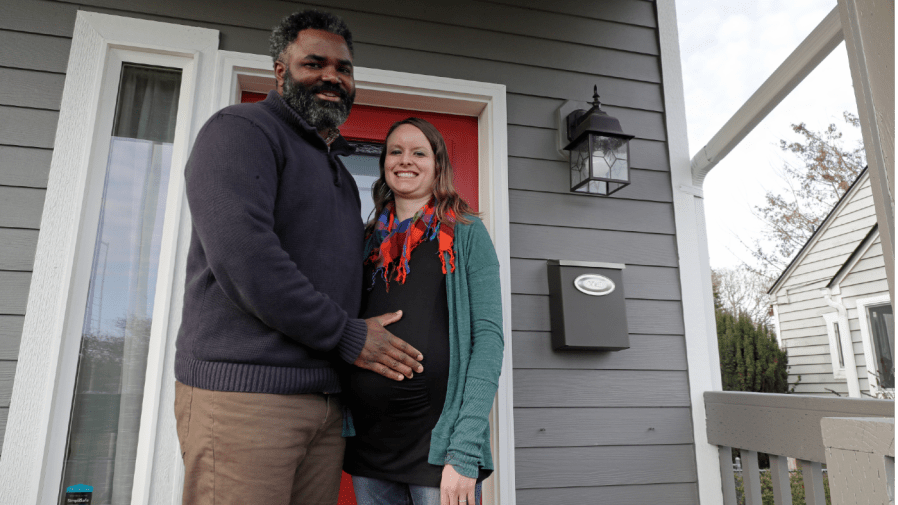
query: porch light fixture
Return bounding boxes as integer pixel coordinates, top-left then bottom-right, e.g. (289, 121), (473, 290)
(563, 86), (634, 196)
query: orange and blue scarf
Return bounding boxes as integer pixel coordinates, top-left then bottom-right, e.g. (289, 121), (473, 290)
(366, 199), (456, 290)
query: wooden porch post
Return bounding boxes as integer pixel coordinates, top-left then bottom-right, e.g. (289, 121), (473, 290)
(837, 0), (895, 306)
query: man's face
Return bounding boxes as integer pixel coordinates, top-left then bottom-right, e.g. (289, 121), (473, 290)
(275, 29), (356, 131)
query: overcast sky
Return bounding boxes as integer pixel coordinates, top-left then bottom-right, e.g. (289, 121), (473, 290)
(674, 0), (863, 270)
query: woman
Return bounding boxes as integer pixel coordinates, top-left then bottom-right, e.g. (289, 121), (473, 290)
(343, 118), (504, 505)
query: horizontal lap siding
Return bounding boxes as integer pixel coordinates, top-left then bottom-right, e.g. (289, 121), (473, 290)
(0, 146), (54, 189)
(513, 295), (685, 334)
(793, 383), (849, 396)
(0, 68), (66, 110)
(512, 333), (687, 370)
(517, 483), (698, 505)
(777, 293), (837, 394)
(514, 407), (694, 447)
(0, 0), (73, 454)
(511, 224), (679, 267)
(0, 360), (13, 451)
(485, 0), (658, 28)
(3, 0), (694, 496)
(0, 317), (23, 360)
(516, 445), (697, 488)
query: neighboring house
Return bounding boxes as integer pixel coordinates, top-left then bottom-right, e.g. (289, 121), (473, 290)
(769, 168), (894, 398)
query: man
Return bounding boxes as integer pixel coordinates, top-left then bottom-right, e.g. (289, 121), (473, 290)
(173, 10), (423, 504)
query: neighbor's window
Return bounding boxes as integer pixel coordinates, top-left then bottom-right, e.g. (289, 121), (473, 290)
(833, 322), (845, 368)
(822, 312), (846, 379)
(866, 304), (894, 389)
(59, 63), (182, 504)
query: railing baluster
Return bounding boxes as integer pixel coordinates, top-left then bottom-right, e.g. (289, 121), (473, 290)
(742, 450), (763, 505)
(770, 455), (793, 505)
(718, 446), (738, 505)
(799, 459), (826, 505)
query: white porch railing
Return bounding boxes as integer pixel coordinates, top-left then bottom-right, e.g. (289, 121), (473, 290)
(705, 392), (894, 505)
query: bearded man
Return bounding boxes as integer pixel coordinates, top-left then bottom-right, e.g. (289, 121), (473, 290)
(173, 10), (424, 504)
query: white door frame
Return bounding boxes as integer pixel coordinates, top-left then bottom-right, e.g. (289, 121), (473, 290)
(208, 51), (516, 505)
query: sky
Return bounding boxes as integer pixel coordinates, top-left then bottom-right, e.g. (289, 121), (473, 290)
(674, 0), (864, 271)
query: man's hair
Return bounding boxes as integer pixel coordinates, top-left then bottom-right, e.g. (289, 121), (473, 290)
(269, 10), (353, 64)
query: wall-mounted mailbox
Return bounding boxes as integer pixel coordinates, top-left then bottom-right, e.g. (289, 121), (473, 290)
(547, 260), (629, 351)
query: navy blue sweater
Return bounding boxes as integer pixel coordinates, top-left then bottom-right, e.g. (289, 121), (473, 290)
(175, 91), (368, 394)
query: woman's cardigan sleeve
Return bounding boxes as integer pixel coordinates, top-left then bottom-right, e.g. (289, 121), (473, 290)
(444, 220), (505, 478)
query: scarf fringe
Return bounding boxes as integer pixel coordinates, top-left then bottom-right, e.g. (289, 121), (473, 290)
(366, 200), (456, 290)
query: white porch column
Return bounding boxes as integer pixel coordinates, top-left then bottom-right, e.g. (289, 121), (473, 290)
(656, 1), (725, 503)
(837, 0), (895, 306)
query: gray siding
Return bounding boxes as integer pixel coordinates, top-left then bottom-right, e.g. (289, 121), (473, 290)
(0, 0), (697, 499)
(0, 0), (74, 453)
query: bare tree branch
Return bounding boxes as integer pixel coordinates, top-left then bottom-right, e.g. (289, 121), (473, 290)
(712, 266), (775, 327)
(743, 113), (866, 277)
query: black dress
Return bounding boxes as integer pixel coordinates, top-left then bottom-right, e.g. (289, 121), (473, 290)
(343, 239), (451, 486)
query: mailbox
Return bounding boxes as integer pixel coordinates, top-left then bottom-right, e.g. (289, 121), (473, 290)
(547, 260), (629, 351)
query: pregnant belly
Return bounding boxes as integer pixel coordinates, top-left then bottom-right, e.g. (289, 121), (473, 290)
(346, 367), (432, 427)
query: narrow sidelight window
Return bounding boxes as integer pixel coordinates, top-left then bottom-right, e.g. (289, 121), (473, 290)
(59, 63), (182, 504)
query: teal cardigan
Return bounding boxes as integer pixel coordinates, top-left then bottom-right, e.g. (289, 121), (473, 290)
(349, 216), (505, 479)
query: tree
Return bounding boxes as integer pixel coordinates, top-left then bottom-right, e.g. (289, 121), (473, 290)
(747, 112), (866, 275)
(712, 266), (774, 327)
(713, 271), (791, 394)
(716, 309), (790, 394)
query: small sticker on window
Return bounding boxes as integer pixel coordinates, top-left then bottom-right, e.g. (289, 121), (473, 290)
(65, 484), (93, 505)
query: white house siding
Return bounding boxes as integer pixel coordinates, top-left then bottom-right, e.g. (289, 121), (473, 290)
(0, 0), (700, 501)
(841, 235), (888, 395)
(774, 175), (877, 396)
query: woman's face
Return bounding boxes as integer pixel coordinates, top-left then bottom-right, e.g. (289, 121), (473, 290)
(383, 124), (437, 204)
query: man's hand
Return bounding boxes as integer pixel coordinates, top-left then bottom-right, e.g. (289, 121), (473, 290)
(353, 311), (424, 381)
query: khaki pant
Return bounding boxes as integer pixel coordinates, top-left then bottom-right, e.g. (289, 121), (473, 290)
(174, 381), (344, 505)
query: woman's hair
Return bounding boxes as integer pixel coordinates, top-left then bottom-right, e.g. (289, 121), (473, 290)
(367, 117), (476, 233)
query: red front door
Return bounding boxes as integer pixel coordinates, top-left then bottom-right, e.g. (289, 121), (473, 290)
(241, 92), (479, 502)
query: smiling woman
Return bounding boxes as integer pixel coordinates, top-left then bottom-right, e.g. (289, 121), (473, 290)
(384, 124), (438, 220)
(341, 117), (502, 505)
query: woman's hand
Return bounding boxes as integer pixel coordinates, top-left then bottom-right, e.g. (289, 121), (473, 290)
(441, 464), (476, 505)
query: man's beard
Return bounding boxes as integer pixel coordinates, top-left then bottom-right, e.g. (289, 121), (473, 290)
(282, 73), (355, 130)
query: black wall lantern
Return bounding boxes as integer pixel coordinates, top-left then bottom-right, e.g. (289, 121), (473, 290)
(562, 86), (635, 196)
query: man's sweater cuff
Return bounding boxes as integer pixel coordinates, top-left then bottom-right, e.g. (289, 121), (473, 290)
(337, 318), (367, 363)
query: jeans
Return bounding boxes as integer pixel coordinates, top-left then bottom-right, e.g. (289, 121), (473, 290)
(352, 475), (482, 505)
